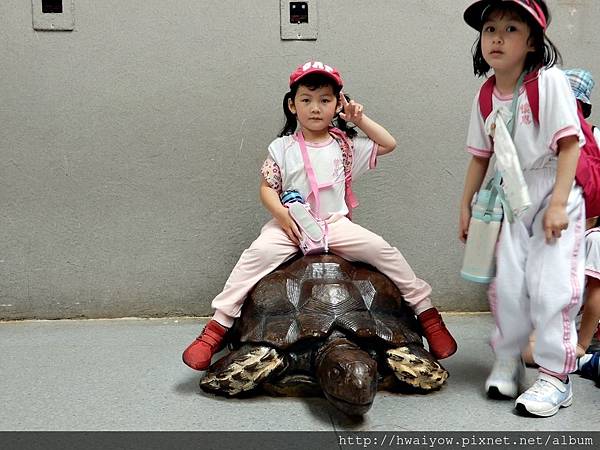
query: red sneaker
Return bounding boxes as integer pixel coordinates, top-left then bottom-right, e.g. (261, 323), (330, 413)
(417, 308), (457, 360)
(182, 320), (228, 370)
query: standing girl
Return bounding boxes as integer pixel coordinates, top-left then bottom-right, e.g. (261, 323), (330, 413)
(183, 60), (457, 371)
(460, 1), (585, 417)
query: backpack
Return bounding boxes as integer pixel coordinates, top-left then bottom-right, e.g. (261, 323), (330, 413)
(478, 71), (600, 218)
(328, 127), (359, 218)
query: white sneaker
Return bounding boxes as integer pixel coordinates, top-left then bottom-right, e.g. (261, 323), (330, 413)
(485, 357), (524, 399)
(515, 373), (572, 417)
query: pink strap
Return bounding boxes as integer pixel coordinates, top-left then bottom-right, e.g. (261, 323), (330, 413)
(328, 127), (359, 212)
(296, 132), (322, 216)
(479, 70), (540, 124)
(478, 76), (496, 121)
(296, 131), (329, 243)
(523, 70), (540, 124)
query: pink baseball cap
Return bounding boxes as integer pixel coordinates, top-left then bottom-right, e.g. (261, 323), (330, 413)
(464, 0), (547, 31)
(289, 61), (343, 88)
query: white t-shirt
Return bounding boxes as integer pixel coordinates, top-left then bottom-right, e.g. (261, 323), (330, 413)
(264, 134), (377, 218)
(593, 126), (600, 146)
(466, 67), (584, 170)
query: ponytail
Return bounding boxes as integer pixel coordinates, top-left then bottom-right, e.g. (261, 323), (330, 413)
(278, 91), (298, 137)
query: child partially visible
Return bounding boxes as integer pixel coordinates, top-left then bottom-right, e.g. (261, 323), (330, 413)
(565, 69), (600, 360)
(563, 69), (600, 382)
(521, 69), (600, 384)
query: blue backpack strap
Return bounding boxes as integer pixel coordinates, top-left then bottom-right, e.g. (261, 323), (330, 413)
(491, 171), (513, 223)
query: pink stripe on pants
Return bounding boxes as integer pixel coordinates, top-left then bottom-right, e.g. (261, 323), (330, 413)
(211, 217), (433, 327)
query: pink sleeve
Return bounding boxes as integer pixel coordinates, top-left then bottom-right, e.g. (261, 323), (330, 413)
(550, 126), (580, 153)
(467, 145), (493, 158)
(260, 157), (282, 193)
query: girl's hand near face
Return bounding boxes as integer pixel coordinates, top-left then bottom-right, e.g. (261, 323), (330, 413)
(338, 92), (396, 155)
(338, 93), (364, 125)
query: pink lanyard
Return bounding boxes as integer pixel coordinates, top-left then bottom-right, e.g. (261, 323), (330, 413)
(295, 131), (336, 219)
(296, 132), (336, 244)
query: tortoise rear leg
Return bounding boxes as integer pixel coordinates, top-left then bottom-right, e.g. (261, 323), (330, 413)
(385, 344), (448, 391)
(200, 344), (285, 396)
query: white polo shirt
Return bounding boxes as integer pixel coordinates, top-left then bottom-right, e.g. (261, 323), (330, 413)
(263, 134), (377, 218)
(466, 67), (584, 170)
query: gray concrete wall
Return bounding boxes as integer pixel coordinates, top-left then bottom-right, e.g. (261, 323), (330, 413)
(2, 0), (600, 319)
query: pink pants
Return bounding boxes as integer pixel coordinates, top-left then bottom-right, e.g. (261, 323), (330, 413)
(212, 217), (433, 327)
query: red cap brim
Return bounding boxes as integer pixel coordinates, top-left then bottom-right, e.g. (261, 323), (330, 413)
(464, 0), (547, 31)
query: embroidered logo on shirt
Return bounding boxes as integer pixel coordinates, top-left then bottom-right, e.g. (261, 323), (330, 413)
(332, 157), (344, 181)
(520, 103), (532, 126)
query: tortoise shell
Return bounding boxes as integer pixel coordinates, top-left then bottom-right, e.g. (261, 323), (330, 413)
(233, 254), (423, 349)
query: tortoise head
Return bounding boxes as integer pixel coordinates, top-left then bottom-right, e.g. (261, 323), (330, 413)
(316, 340), (377, 416)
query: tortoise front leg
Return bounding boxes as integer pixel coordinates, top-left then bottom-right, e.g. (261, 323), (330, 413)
(385, 344), (449, 391)
(200, 344), (285, 396)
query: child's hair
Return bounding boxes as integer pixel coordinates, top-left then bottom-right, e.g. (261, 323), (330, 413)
(471, 0), (562, 77)
(581, 102), (592, 120)
(579, 101), (592, 120)
(278, 73), (357, 138)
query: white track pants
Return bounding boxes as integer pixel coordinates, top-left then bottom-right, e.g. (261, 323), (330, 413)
(490, 167), (585, 377)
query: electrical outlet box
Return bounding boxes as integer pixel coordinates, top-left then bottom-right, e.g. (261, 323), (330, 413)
(280, 0), (318, 40)
(290, 2), (309, 23)
(32, 0), (75, 31)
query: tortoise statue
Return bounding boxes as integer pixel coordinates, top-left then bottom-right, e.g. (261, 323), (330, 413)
(200, 254), (449, 416)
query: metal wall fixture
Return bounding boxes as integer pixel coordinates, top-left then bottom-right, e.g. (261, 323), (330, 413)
(280, 0), (318, 40)
(32, 0), (75, 31)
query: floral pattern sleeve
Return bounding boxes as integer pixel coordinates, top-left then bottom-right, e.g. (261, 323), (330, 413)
(260, 157), (282, 193)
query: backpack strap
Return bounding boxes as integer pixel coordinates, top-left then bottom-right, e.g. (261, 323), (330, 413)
(574, 102), (599, 188)
(478, 70), (540, 124)
(478, 75), (496, 122)
(523, 70), (540, 124)
(296, 131), (322, 216)
(295, 131), (330, 249)
(329, 127), (359, 218)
